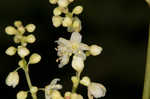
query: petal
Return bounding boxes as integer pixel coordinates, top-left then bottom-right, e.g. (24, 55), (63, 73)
(88, 82), (106, 98)
(79, 43), (90, 50)
(59, 55), (70, 68)
(70, 32), (82, 43)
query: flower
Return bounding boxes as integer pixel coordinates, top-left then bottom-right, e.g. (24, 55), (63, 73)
(72, 6), (83, 15)
(88, 82), (106, 98)
(72, 55), (84, 72)
(56, 32), (89, 68)
(29, 53), (41, 64)
(25, 24), (36, 33)
(89, 45), (103, 56)
(5, 46), (17, 56)
(45, 78), (62, 99)
(5, 26), (18, 35)
(25, 34), (36, 43)
(17, 91), (28, 99)
(80, 76), (91, 87)
(17, 46), (30, 58)
(58, 0), (69, 8)
(6, 71), (19, 88)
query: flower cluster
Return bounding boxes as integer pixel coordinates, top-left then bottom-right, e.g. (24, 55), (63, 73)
(50, 0), (83, 32)
(5, 21), (41, 99)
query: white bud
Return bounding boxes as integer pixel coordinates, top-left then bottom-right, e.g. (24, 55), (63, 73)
(26, 24), (36, 32)
(25, 34), (36, 43)
(53, 7), (62, 16)
(52, 16), (63, 27)
(29, 53), (41, 64)
(17, 46), (30, 58)
(17, 91), (28, 99)
(49, 0), (58, 4)
(80, 76), (91, 86)
(72, 6), (83, 15)
(30, 86), (38, 93)
(5, 46), (17, 56)
(58, 0), (69, 7)
(72, 55), (84, 73)
(62, 17), (72, 27)
(5, 26), (18, 35)
(90, 45), (103, 56)
(14, 21), (23, 28)
(72, 18), (82, 32)
(6, 71), (19, 88)
(88, 82), (106, 98)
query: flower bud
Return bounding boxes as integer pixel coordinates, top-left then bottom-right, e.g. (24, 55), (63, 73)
(17, 91), (28, 99)
(72, 18), (82, 32)
(62, 17), (72, 27)
(88, 82), (106, 98)
(80, 76), (91, 86)
(71, 76), (79, 87)
(64, 92), (71, 98)
(72, 55), (84, 73)
(26, 24), (36, 32)
(5, 26), (18, 35)
(6, 71), (19, 88)
(29, 53), (41, 64)
(49, 0), (58, 4)
(18, 59), (26, 68)
(89, 45), (103, 56)
(5, 46), (17, 56)
(72, 6), (83, 15)
(52, 16), (63, 27)
(30, 86), (38, 93)
(25, 34), (36, 43)
(17, 46), (30, 58)
(53, 7), (62, 16)
(58, 0), (69, 7)
(14, 21), (22, 28)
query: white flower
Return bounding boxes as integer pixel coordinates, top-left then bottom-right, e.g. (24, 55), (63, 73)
(5, 26), (18, 35)
(25, 24), (36, 33)
(58, 0), (69, 8)
(72, 55), (84, 72)
(17, 46), (30, 58)
(90, 45), (103, 56)
(5, 46), (17, 56)
(53, 7), (62, 16)
(45, 78), (62, 99)
(6, 71), (19, 88)
(88, 82), (106, 98)
(62, 16), (72, 27)
(56, 32), (89, 68)
(52, 16), (63, 27)
(80, 76), (91, 87)
(25, 34), (36, 43)
(72, 6), (83, 15)
(17, 91), (28, 99)
(29, 53), (41, 64)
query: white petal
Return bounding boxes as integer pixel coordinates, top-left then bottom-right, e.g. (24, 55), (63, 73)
(88, 82), (106, 98)
(59, 55), (70, 68)
(79, 43), (89, 50)
(70, 32), (82, 43)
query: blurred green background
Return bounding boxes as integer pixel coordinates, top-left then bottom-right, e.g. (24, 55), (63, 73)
(0, 0), (150, 99)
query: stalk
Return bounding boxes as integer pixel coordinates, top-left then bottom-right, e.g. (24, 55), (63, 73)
(142, 25), (150, 99)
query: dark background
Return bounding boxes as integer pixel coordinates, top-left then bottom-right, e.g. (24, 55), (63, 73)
(0, 0), (150, 99)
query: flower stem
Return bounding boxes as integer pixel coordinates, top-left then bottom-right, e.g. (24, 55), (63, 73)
(72, 72), (81, 93)
(142, 25), (150, 99)
(24, 61), (37, 99)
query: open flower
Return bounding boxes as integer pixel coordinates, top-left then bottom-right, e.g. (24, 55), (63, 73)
(88, 82), (106, 98)
(56, 32), (89, 68)
(45, 78), (62, 99)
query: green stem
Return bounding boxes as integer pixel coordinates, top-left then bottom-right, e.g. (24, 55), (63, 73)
(72, 72), (81, 93)
(24, 61), (37, 99)
(142, 25), (150, 99)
